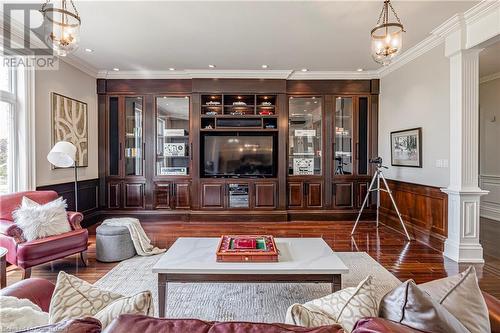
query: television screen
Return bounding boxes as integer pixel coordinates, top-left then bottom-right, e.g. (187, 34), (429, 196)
(202, 134), (276, 177)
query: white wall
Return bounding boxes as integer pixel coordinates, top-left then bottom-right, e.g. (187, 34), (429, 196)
(379, 44), (450, 188)
(479, 77), (500, 221)
(35, 61), (97, 186)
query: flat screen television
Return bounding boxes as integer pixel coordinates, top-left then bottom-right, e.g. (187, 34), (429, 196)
(202, 133), (276, 177)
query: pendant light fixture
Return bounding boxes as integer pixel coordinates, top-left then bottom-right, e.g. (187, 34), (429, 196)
(40, 0), (81, 57)
(371, 0), (405, 66)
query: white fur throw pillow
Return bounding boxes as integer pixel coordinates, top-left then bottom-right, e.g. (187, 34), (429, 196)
(13, 196), (71, 241)
(0, 296), (49, 332)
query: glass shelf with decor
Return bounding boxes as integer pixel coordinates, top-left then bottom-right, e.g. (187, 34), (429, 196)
(156, 96), (190, 176)
(334, 97), (353, 175)
(288, 96), (323, 176)
(124, 97), (143, 176)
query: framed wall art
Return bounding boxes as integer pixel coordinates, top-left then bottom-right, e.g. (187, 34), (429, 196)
(390, 127), (422, 167)
(51, 93), (88, 167)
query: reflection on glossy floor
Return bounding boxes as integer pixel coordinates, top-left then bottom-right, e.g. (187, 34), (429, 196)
(5, 221), (500, 298)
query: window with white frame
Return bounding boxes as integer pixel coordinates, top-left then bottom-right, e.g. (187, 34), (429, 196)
(0, 61), (17, 194)
(0, 54), (34, 194)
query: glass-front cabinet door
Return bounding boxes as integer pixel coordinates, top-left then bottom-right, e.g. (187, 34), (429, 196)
(156, 96), (190, 176)
(334, 97), (353, 175)
(108, 97), (120, 176)
(288, 97), (322, 176)
(124, 97), (144, 176)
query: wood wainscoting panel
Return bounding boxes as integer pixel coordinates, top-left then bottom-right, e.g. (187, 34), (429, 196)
(378, 179), (448, 251)
(37, 178), (100, 225)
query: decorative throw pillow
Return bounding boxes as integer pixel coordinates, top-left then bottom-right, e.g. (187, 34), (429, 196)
(94, 291), (154, 327)
(285, 275), (378, 333)
(13, 196), (71, 241)
(379, 279), (470, 333)
(0, 296), (49, 332)
(419, 266), (491, 333)
(49, 271), (153, 328)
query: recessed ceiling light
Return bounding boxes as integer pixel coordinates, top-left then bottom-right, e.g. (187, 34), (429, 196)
(112, 68), (120, 71)
(208, 64), (216, 68)
(357, 68), (364, 72)
(301, 68), (308, 72)
(261, 64), (268, 69)
(168, 67), (175, 71)
(84, 48), (93, 53)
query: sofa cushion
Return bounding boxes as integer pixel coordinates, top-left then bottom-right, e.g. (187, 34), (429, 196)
(379, 280), (470, 333)
(285, 275), (378, 333)
(13, 197), (71, 241)
(419, 266), (491, 333)
(49, 272), (153, 328)
(102, 314), (345, 333)
(16, 228), (88, 268)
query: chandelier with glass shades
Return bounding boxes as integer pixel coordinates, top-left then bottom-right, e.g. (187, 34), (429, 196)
(40, 0), (81, 56)
(371, 0), (405, 66)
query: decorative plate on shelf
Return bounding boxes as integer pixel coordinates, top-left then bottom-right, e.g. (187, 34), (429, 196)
(232, 101), (247, 106)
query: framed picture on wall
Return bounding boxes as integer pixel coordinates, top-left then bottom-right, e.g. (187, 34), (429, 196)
(51, 93), (88, 167)
(390, 127), (422, 167)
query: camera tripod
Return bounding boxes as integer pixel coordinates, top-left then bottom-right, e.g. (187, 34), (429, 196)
(351, 158), (411, 241)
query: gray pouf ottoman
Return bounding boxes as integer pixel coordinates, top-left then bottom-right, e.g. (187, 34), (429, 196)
(96, 224), (136, 262)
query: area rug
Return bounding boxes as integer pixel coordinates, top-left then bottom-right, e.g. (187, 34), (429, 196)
(94, 252), (400, 323)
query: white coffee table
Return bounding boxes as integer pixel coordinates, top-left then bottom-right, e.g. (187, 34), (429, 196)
(152, 237), (349, 317)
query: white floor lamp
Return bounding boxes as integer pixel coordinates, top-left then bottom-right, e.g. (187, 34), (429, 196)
(47, 141), (78, 211)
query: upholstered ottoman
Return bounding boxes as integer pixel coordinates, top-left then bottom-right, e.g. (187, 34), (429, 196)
(96, 224), (136, 262)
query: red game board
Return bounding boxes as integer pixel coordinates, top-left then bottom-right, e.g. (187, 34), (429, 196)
(216, 235), (279, 262)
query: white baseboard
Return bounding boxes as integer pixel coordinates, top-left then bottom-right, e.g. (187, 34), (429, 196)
(480, 175), (500, 222)
(481, 204), (500, 222)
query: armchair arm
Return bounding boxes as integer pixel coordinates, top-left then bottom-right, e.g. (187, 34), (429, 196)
(0, 219), (25, 243)
(67, 211), (84, 230)
(483, 291), (500, 333)
(0, 278), (56, 312)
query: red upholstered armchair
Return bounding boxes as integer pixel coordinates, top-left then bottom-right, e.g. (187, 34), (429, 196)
(0, 190), (88, 279)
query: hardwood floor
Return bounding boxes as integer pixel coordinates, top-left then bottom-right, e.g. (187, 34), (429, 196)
(5, 220), (500, 298)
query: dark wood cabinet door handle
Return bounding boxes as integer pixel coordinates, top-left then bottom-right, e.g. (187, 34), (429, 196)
(119, 143), (122, 160)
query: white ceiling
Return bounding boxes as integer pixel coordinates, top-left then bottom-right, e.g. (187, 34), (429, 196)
(480, 40), (500, 77)
(67, 1), (476, 74)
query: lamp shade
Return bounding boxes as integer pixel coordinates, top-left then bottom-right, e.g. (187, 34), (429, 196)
(47, 141), (77, 168)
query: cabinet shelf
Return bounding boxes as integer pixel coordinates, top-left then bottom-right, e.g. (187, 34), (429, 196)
(201, 114), (277, 118)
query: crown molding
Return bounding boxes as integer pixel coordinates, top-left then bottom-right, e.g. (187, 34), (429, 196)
(376, 34), (444, 78)
(60, 55), (99, 78)
(430, 14), (465, 38)
(464, 0), (500, 25)
(97, 69), (380, 80)
(1, 10), (99, 77)
(97, 69), (294, 79)
(480, 71), (500, 84)
(287, 70), (378, 80)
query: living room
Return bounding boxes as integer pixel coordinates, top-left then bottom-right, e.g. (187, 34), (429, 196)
(0, 1), (499, 332)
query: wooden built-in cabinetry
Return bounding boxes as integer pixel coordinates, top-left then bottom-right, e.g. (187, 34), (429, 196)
(97, 78), (378, 221)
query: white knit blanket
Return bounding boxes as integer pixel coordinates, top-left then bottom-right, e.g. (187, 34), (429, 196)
(101, 218), (166, 256)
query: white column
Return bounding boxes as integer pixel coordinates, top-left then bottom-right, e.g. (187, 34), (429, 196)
(442, 48), (488, 263)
